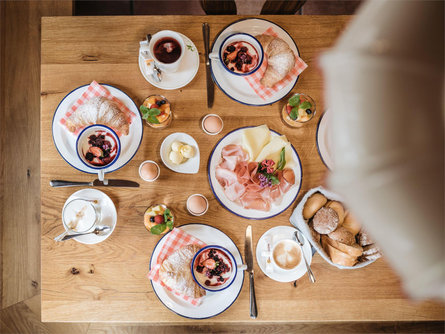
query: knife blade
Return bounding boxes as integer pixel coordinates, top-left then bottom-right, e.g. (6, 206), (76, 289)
(245, 225), (258, 319)
(202, 22), (214, 108)
(50, 179), (139, 188)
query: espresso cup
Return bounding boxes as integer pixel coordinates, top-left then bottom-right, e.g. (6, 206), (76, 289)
(76, 124), (121, 181)
(209, 33), (264, 76)
(262, 238), (302, 272)
(148, 30), (185, 73)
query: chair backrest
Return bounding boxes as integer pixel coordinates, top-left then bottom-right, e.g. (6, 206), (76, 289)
(200, 0), (237, 15)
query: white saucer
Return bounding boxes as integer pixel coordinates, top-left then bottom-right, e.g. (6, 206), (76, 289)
(256, 225), (312, 282)
(62, 189), (117, 244)
(160, 132), (200, 174)
(149, 223), (244, 319)
(138, 33), (199, 90)
(316, 109), (334, 170)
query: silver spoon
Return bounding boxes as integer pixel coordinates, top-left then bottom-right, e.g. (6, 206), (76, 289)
(294, 230), (316, 283)
(56, 226), (110, 242)
(145, 34), (162, 82)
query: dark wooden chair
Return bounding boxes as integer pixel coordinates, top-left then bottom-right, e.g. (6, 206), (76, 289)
(200, 0), (307, 15)
(200, 0), (237, 15)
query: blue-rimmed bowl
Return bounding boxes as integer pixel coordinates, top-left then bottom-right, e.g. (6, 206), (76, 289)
(191, 245), (246, 292)
(210, 33), (264, 77)
(76, 124), (121, 171)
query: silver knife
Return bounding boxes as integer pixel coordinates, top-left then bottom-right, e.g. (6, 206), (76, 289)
(202, 22), (214, 108)
(50, 179), (139, 187)
(245, 225), (258, 319)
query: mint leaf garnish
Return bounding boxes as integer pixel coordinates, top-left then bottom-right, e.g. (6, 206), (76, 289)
(288, 95), (300, 107)
(150, 223), (166, 235)
(140, 105), (161, 124)
(147, 116), (160, 124)
(299, 101), (312, 110)
(166, 220), (174, 230)
(277, 147), (286, 170)
(290, 107), (299, 120)
(163, 208), (171, 223)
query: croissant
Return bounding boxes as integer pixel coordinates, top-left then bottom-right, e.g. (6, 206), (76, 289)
(159, 244), (206, 299)
(65, 97), (130, 136)
(255, 35), (295, 88)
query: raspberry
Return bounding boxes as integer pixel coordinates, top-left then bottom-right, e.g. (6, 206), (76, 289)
(154, 215), (164, 224)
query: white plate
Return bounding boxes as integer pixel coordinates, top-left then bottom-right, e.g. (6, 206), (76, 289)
(211, 18), (301, 106)
(160, 132), (200, 174)
(149, 223), (244, 319)
(316, 109), (334, 170)
(256, 226), (312, 282)
(138, 33), (199, 90)
(52, 84), (143, 174)
(208, 127), (302, 220)
(62, 189), (117, 244)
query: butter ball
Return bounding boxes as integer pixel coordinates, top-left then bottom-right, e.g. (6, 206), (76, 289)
(171, 141), (183, 152)
(180, 145), (195, 159)
(169, 151), (183, 164)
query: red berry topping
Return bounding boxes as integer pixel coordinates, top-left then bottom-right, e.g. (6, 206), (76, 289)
(154, 215), (164, 224)
(286, 104), (292, 115)
(202, 258), (216, 269)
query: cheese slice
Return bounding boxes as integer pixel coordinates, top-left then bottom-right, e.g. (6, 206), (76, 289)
(242, 125), (271, 161)
(255, 135), (295, 168)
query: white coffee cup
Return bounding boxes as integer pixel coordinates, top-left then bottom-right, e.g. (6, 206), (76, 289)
(262, 238), (302, 272)
(148, 30), (185, 73)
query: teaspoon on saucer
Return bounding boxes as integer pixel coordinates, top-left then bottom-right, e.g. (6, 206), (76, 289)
(294, 230), (316, 283)
(56, 226), (110, 242)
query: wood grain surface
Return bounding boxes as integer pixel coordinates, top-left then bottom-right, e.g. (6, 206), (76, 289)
(40, 15), (445, 322)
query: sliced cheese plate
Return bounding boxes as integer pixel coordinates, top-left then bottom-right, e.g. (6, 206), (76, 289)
(160, 132), (200, 174)
(208, 126), (302, 220)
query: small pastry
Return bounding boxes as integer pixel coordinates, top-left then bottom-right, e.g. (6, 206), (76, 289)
(342, 212), (361, 236)
(325, 201), (345, 226)
(322, 238), (357, 267)
(328, 226), (355, 246)
(362, 244), (380, 256)
(322, 235), (363, 257)
(312, 207), (339, 234)
(358, 230), (374, 247)
(303, 193), (328, 219)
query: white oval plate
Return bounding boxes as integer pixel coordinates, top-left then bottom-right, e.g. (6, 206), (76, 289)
(52, 84), (143, 174)
(62, 188), (117, 244)
(208, 126), (302, 220)
(160, 132), (200, 174)
(138, 33), (199, 90)
(149, 223), (244, 319)
(256, 226), (312, 282)
(316, 109), (334, 170)
(211, 18), (301, 106)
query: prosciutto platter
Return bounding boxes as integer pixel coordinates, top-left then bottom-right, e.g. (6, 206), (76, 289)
(208, 125), (302, 220)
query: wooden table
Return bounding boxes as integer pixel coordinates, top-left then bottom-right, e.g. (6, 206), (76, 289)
(40, 15), (444, 323)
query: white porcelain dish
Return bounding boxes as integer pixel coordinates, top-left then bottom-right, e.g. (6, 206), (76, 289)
(208, 126), (302, 220)
(62, 188), (117, 244)
(210, 18), (301, 106)
(52, 84), (143, 174)
(160, 132), (200, 174)
(316, 110), (334, 170)
(138, 33), (199, 90)
(256, 225), (312, 282)
(149, 223), (244, 319)
(289, 186), (376, 269)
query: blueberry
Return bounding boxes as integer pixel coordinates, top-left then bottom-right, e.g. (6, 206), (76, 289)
(85, 152), (94, 161)
(306, 109), (312, 114)
(160, 100), (166, 105)
(227, 45), (235, 52)
(240, 46), (248, 52)
(205, 280), (211, 286)
(218, 276), (224, 282)
(150, 216), (155, 222)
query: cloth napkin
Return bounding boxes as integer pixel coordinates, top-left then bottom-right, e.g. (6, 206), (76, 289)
(147, 228), (206, 306)
(59, 80), (136, 135)
(244, 27), (308, 100)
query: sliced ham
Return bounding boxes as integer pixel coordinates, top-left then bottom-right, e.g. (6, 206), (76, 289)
(215, 144), (296, 212)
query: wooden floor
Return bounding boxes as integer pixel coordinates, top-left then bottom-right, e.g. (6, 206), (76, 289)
(0, 0), (443, 333)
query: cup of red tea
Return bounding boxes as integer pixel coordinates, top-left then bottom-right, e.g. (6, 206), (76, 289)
(191, 245), (247, 292)
(210, 33), (263, 76)
(76, 124), (121, 181)
(149, 30), (185, 73)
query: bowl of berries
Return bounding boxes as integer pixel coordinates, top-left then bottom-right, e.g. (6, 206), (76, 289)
(191, 245), (246, 292)
(144, 204), (174, 235)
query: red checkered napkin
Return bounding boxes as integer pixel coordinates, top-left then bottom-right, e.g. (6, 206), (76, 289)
(147, 228), (206, 306)
(245, 27), (308, 100)
(59, 80), (136, 135)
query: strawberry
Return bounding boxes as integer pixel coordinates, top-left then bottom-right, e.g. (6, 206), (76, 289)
(89, 146), (103, 157)
(202, 258), (216, 269)
(154, 215), (164, 224)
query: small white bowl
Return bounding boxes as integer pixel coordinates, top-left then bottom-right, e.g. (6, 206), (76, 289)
(201, 114), (224, 136)
(139, 160), (160, 182)
(186, 194), (209, 216)
(160, 132), (200, 174)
